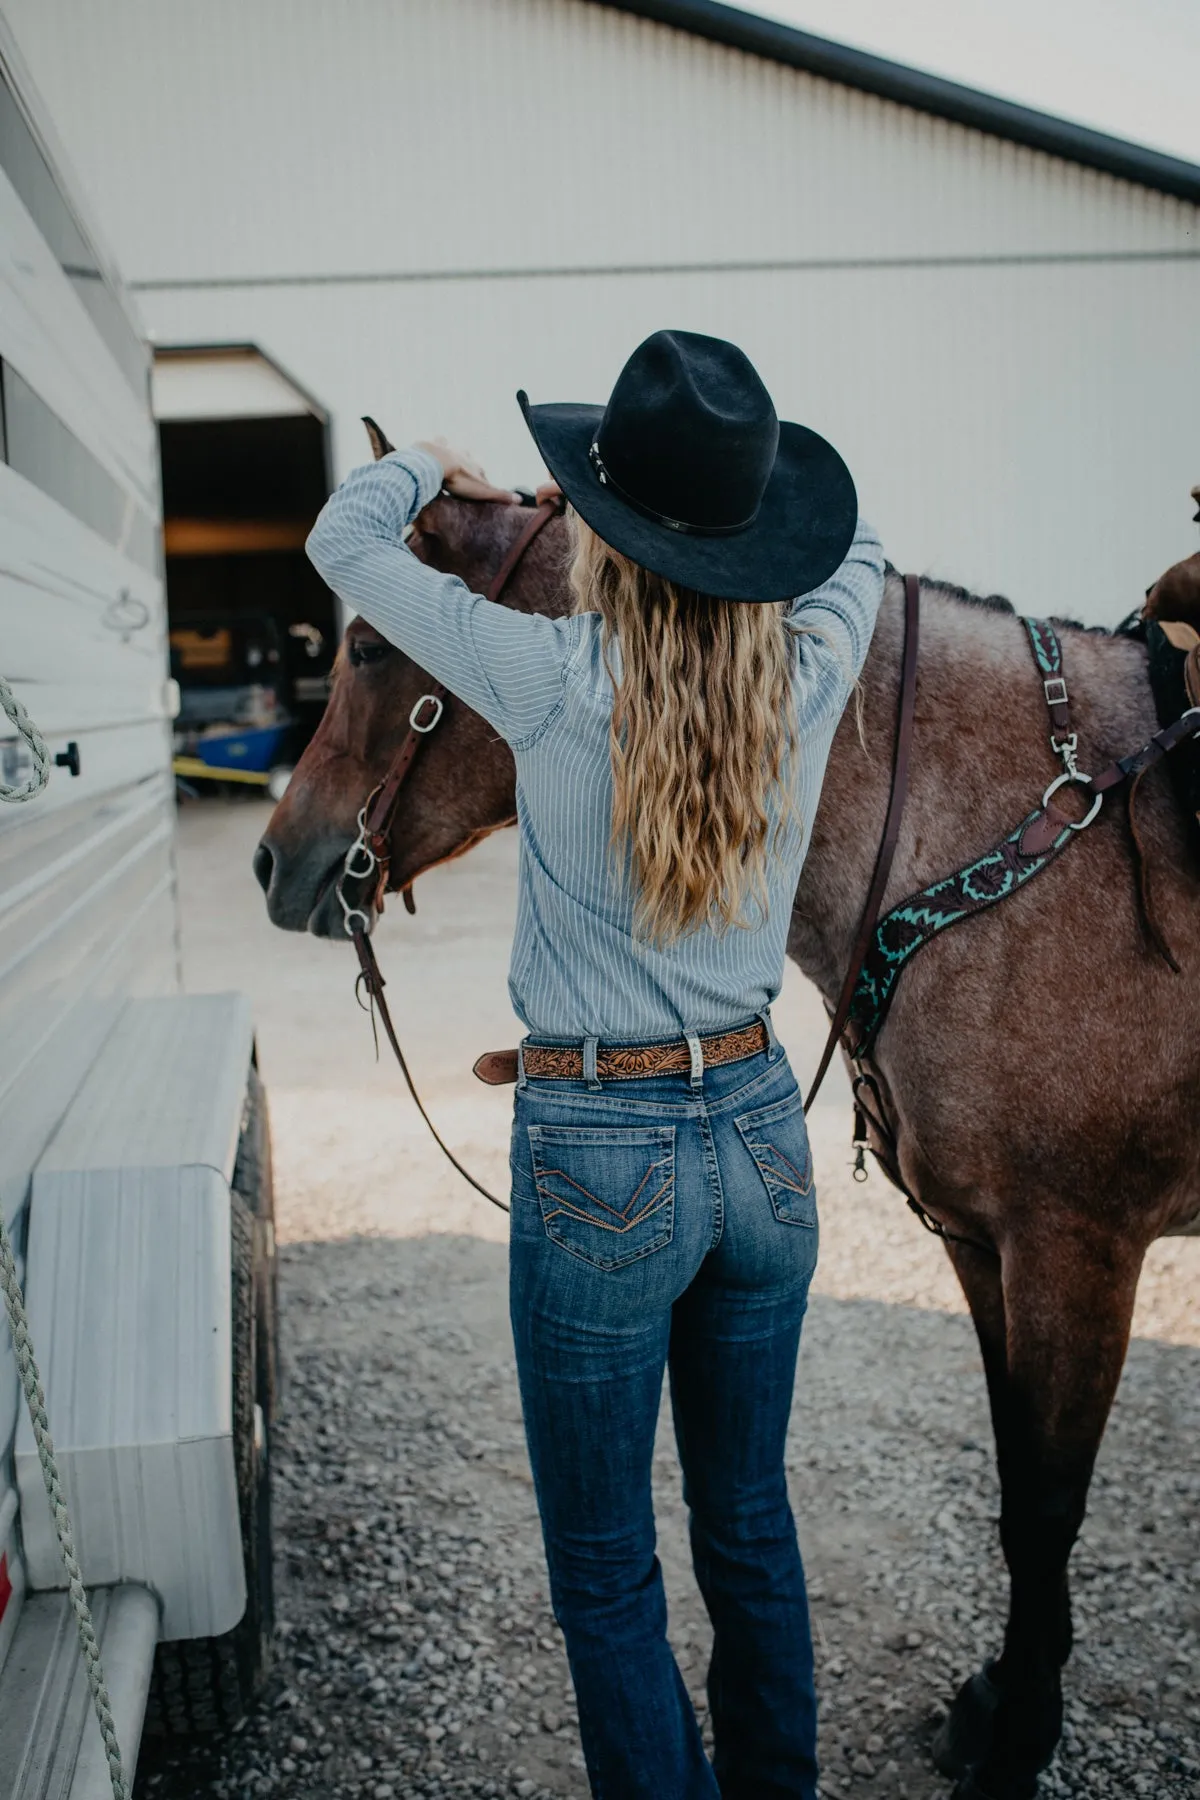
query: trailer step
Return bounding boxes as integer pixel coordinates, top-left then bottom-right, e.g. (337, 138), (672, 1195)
(0, 1584), (158, 1800)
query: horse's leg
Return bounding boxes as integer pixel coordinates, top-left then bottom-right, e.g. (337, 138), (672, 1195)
(932, 1241), (1010, 1779)
(942, 1226), (1144, 1800)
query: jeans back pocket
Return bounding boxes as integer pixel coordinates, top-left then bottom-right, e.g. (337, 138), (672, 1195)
(734, 1088), (816, 1227)
(527, 1124), (676, 1271)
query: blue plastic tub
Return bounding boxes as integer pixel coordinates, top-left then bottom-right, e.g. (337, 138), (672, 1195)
(195, 724), (289, 773)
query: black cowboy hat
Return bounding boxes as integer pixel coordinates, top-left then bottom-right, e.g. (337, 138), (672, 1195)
(517, 329), (857, 603)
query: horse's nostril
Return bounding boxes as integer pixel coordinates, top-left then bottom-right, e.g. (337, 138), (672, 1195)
(252, 841), (275, 895)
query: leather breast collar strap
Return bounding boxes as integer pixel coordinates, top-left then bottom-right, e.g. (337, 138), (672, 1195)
(803, 573), (921, 1111)
(797, 577), (997, 1258)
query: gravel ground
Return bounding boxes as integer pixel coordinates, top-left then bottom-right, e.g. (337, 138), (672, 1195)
(136, 800), (1199, 1800)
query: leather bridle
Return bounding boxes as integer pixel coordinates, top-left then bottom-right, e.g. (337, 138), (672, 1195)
(337, 490), (566, 1213)
(337, 488), (923, 1219)
(336, 499), (1200, 1244)
(338, 491), (567, 933)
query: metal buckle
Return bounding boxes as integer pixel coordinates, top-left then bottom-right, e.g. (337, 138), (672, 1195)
(1041, 770), (1103, 831)
(336, 805), (379, 937)
(1043, 676), (1069, 708)
(409, 694), (444, 733)
(1051, 731), (1080, 778)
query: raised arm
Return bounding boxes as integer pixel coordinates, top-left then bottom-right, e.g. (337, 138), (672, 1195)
(306, 447), (579, 746)
(787, 515), (886, 712)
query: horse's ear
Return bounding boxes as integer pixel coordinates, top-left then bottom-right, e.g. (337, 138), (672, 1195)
(362, 415), (395, 461)
(1190, 483), (1199, 525)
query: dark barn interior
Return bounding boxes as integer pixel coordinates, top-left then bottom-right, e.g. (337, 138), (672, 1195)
(158, 353), (338, 771)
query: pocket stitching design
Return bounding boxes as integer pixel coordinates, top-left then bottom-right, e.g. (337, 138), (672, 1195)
(529, 1126), (672, 1146)
(536, 1154), (673, 1236)
(734, 1097), (815, 1227)
(528, 1127), (676, 1268)
(739, 1136), (813, 1201)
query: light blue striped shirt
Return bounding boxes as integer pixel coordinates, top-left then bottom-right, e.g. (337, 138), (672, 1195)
(307, 448), (885, 1042)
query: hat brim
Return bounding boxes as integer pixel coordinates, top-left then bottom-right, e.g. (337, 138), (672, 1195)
(517, 392), (857, 603)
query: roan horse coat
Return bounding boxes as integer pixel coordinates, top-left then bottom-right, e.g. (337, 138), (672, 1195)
(255, 494), (1200, 1800)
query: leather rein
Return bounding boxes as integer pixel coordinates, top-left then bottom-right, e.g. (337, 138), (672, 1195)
(338, 491), (1200, 1246)
(337, 466), (923, 1217)
(803, 573), (920, 1110)
(338, 492), (566, 1213)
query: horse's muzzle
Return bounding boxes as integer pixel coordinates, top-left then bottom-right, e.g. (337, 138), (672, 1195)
(253, 834), (356, 937)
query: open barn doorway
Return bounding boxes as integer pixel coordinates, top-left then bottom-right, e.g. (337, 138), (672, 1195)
(155, 344), (337, 799)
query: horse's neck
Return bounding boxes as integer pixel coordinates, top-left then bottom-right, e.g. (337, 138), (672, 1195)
(790, 577), (1046, 1001)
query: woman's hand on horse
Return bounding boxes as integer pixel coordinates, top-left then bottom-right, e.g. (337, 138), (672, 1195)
(415, 438), (522, 505)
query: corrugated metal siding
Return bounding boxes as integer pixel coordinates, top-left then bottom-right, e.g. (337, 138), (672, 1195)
(0, 10), (176, 1637)
(3, 0), (1196, 628)
(5, 0), (1197, 284)
(136, 252), (1200, 625)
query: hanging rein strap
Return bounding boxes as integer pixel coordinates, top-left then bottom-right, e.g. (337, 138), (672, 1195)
(351, 929), (510, 1210)
(796, 575), (995, 1257)
(804, 572), (921, 1111)
(347, 493), (566, 1214)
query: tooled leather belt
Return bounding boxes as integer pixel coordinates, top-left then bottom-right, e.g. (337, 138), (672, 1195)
(473, 1019), (769, 1086)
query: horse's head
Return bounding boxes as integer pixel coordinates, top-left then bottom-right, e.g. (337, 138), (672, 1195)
(253, 486), (573, 936)
(1143, 484), (1200, 631)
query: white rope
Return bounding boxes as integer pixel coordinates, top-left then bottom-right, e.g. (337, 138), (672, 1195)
(0, 672), (52, 803)
(0, 1208), (128, 1799)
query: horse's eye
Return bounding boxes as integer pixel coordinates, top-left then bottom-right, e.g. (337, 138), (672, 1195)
(348, 638), (393, 668)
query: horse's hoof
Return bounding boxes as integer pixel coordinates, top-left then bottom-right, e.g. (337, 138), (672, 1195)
(950, 1775), (1039, 1800)
(933, 1664), (1003, 1778)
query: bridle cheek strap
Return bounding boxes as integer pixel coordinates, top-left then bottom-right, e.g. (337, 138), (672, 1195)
(361, 687), (448, 912)
(356, 493), (566, 913)
(337, 493), (568, 1216)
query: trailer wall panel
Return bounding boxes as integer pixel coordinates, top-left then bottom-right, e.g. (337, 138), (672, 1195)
(0, 10), (174, 1653)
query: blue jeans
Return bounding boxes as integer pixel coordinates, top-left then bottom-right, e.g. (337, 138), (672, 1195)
(508, 1031), (820, 1800)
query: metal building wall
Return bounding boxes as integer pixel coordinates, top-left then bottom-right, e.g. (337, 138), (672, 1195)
(6, 0), (1199, 619)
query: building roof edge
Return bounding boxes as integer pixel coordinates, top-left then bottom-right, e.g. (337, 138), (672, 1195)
(590, 0), (1200, 204)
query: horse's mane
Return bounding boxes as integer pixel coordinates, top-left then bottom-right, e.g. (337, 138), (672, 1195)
(884, 562), (1015, 617)
(899, 566), (1111, 637)
(924, 577), (1016, 617)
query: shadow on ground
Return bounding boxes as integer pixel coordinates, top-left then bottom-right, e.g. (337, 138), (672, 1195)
(136, 1233), (1199, 1800)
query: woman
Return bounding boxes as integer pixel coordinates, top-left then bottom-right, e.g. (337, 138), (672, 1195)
(307, 330), (885, 1799)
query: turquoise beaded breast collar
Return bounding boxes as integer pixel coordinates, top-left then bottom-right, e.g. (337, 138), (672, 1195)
(849, 616), (1200, 1062)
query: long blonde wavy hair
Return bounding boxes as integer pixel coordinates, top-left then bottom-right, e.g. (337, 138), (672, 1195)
(571, 516), (800, 946)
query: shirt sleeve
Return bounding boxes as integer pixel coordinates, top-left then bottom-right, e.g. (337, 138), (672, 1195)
(306, 448), (579, 746)
(786, 515), (886, 714)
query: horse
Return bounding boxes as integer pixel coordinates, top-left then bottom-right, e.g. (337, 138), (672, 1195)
(254, 485), (1200, 1800)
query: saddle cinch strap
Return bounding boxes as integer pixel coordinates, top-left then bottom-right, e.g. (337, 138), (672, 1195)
(474, 1020), (770, 1086)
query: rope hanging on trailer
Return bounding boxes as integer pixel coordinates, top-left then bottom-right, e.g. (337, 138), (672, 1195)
(0, 1208), (129, 1798)
(0, 672), (52, 803)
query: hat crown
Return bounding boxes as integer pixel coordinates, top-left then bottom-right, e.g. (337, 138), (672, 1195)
(595, 331), (779, 533)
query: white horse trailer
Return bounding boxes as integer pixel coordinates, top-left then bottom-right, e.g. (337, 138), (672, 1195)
(0, 17), (275, 1794)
